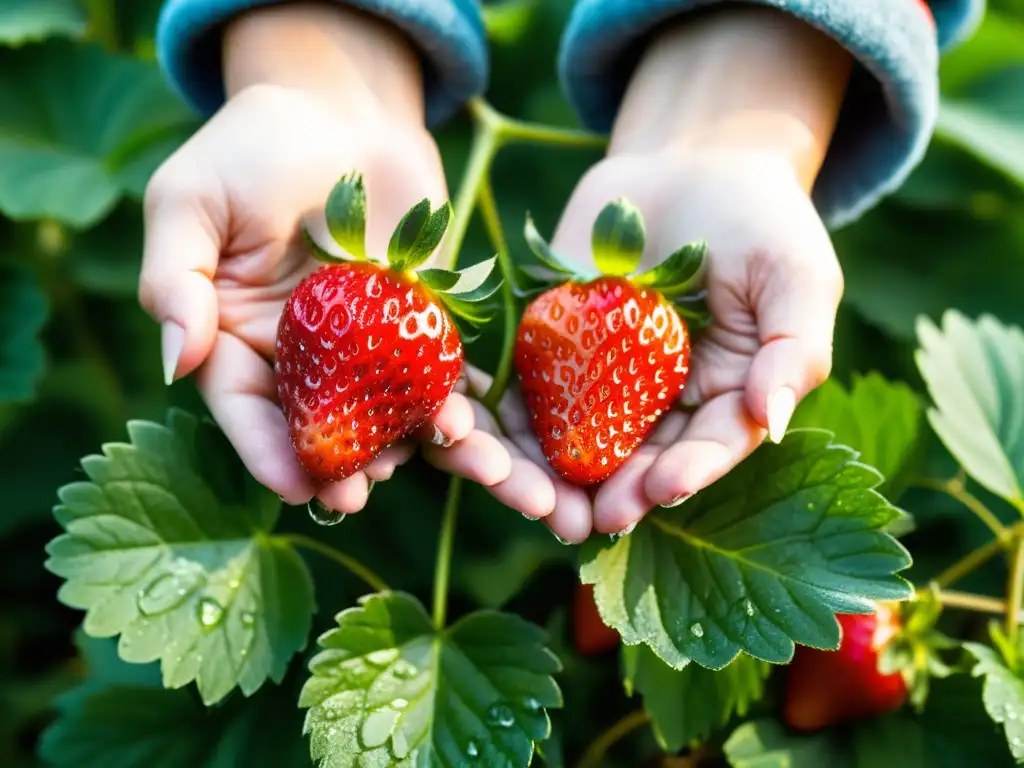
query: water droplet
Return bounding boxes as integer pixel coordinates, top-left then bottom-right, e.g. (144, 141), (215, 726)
(361, 707), (400, 748)
(393, 660), (418, 679)
(392, 698), (409, 710)
(690, 622), (705, 638)
(327, 726), (337, 738)
(1009, 709), (1019, 721)
(391, 728), (411, 759)
(196, 597), (224, 630)
(308, 499), (346, 526)
(523, 697), (542, 713)
(485, 703), (515, 728)
(137, 563), (205, 616)
(241, 611), (256, 628)
(466, 740), (480, 758)
(366, 648), (400, 668)
(744, 599), (756, 617)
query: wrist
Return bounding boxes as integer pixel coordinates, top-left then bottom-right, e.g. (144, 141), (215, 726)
(607, 7), (852, 190)
(222, 1), (426, 126)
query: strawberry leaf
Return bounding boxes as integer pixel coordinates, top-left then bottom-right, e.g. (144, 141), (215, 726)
(580, 429), (913, 671)
(299, 592), (562, 766)
(524, 213), (594, 278)
(387, 199), (451, 272)
(670, 290), (712, 330)
(0, 264), (48, 404)
(879, 591), (959, 710)
(417, 268), (461, 292)
(444, 256), (502, 302)
(790, 372), (924, 500)
(302, 225), (346, 265)
(0, 0), (86, 46)
(591, 197), (644, 277)
(622, 644), (770, 753)
(43, 409), (315, 706)
(325, 172), (368, 260)
(631, 242), (707, 295)
(915, 311), (1024, 508)
(964, 632), (1024, 761)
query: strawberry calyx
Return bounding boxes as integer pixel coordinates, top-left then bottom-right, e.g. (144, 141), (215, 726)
(516, 196), (711, 328)
(303, 172), (503, 342)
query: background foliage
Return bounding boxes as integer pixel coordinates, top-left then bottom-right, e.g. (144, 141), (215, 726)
(3, 0), (1024, 766)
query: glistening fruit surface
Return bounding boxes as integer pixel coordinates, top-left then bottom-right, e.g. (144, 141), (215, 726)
(275, 261), (462, 480)
(514, 277), (690, 485)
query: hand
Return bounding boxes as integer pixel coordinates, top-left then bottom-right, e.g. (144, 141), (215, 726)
(138, 5), (510, 513)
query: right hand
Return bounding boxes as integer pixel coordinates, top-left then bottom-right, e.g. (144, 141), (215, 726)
(139, 8), (512, 513)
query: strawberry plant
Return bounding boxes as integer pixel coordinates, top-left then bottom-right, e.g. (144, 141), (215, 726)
(2, 1), (1024, 767)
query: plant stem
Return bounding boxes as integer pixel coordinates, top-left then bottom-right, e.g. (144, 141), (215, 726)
(432, 477), (463, 629)
(915, 475), (1008, 539)
(82, 0), (119, 51)
(937, 588), (1024, 619)
(471, 96), (607, 149)
(935, 535), (1009, 588)
(1007, 534), (1024, 645)
(477, 178), (517, 411)
(578, 710), (651, 768)
(279, 533), (389, 593)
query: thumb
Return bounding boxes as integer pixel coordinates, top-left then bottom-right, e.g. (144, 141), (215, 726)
(138, 175), (222, 385)
(745, 244), (844, 443)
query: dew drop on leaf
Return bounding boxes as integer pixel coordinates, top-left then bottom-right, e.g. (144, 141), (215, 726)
(523, 697), (541, 713)
(308, 499), (347, 526)
(466, 740), (480, 758)
(689, 622), (705, 638)
(390, 728), (411, 760)
(392, 698), (409, 710)
(137, 565), (205, 616)
(393, 660), (418, 679)
(241, 611), (256, 628)
(485, 703), (516, 728)
(366, 648), (399, 668)
(196, 597), (225, 630)
(744, 599), (756, 617)
(1009, 709), (1019, 721)
(361, 707), (400, 748)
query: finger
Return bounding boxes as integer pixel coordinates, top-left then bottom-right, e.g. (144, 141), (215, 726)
(422, 430), (512, 487)
(644, 390), (767, 506)
(541, 485), (593, 544)
(316, 472), (372, 515)
(364, 442), (416, 482)
(140, 165), (223, 384)
(747, 247), (843, 443)
(592, 445), (663, 534)
(196, 332), (316, 505)
(413, 392), (475, 446)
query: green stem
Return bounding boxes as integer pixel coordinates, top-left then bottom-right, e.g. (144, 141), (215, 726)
(471, 96), (607, 149)
(915, 476), (1009, 539)
(937, 588), (1020, 619)
(279, 533), (389, 593)
(82, 0), (119, 51)
(1007, 534), (1024, 645)
(432, 477), (463, 629)
(578, 710), (650, 768)
(477, 178), (517, 412)
(934, 531), (1015, 588)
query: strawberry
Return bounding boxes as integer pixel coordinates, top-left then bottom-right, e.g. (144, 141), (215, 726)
(572, 582), (620, 656)
(512, 199), (709, 485)
(782, 603), (909, 732)
(275, 173), (501, 482)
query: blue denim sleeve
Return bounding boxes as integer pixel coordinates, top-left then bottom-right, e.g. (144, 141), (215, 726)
(557, 0), (986, 228)
(155, 0), (487, 127)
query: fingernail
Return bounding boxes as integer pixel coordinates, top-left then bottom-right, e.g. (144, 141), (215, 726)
(767, 387), (796, 444)
(367, 480), (376, 495)
(521, 512), (536, 521)
(307, 499), (346, 527)
(430, 425), (453, 448)
(161, 321), (185, 386)
(551, 531), (572, 545)
(660, 493), (692, 508)
(610, 521), (637, 540)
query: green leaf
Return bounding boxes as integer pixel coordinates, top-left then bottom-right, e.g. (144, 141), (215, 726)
(622, 644), (770, 752)
(66, 201), (143, 297)
(590, 197), (644, 276)
(724, 719), (851, 768)
(43, 409), (315, 706)
(964, 640), (1024, 761)
(39, 637), (310, 767)
(0, 264), (47, 404)
(482, 0), (538, 45)
(524, 212), (592, 278)
(790, 373), (924, 499)
(915, 310), (1024, 507)
(417, 268), (461, 292)
(0, 40), (197, 227)
(299, 592), (562, 766)
(631, 242), (707, 296)
(444, 256), (502, 302)
(0, 0), (86, 46)
(936, 66), (1024, 189)
(387, 199), (451, 271)
(325, 172), (368, 260)
(580, 429), (912, 671)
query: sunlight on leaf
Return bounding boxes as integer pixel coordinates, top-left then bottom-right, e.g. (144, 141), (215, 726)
(44, 409), (315, 706)
(623, 644), (770, 752)
(591, 198), (644, 277)
(790, 373), (924, 499)
(0, 264), (48, 404)
(915, 310), (1024, 506)
(0, 0), (85, 46)
(964, 640), (1024, 761)
(300, 592), (562, 766)
(580, 429), (912, 671)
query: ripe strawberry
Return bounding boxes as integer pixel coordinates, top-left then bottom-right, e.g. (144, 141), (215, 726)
(783, 603), (908, 732)
(513, 199), (709, 485)
(276, 173), (500, 482)
(572, 582), (620, 655)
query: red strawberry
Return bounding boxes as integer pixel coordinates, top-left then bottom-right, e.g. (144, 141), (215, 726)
(513, 199), (709, 486)
(275, 173), (500, 482)
(572, 582), (620, 655)
(783, 603), (908, 732)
